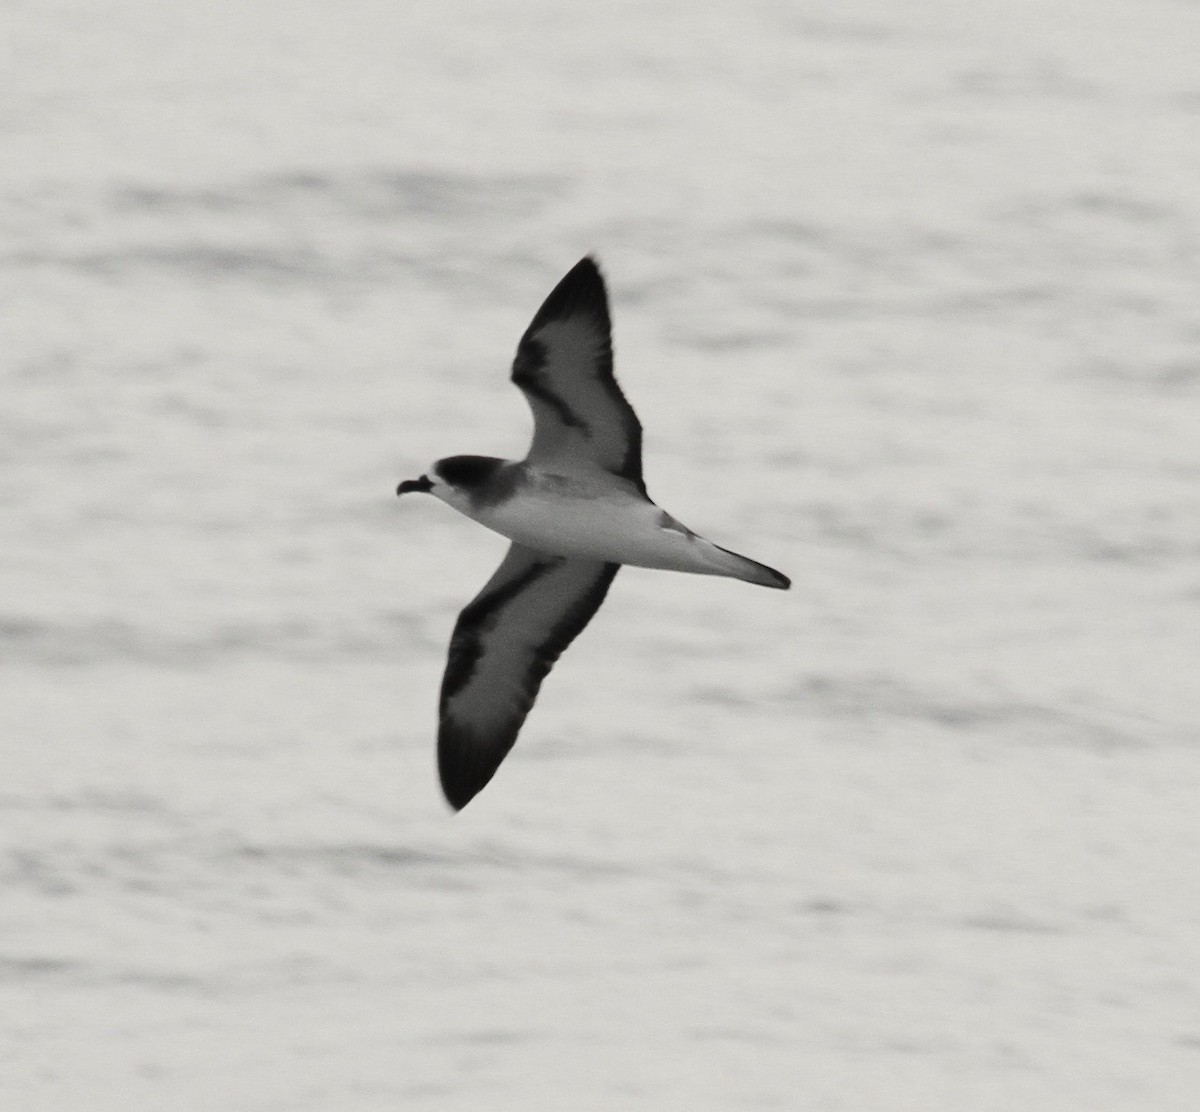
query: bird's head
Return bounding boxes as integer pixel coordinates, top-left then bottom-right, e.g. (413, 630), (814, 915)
(396, 455), (507, 511)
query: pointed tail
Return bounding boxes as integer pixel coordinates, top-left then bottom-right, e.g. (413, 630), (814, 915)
(709, 543), (790, 589)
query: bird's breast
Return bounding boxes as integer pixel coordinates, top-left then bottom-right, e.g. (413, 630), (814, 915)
(474, 483), (647, 558)
(466, 478), (720, 574)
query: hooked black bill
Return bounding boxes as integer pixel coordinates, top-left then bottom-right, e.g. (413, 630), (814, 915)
(396, 475), (433, 496)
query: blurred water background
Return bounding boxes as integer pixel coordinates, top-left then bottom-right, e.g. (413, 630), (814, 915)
(5, 1), (1200, 1108)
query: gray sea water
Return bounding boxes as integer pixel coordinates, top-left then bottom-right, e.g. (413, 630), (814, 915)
(6, 1), (1200, 1108)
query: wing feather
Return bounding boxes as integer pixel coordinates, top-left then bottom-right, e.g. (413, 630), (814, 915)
(438, 543), (619, 809)
(511, 257), (646, 495)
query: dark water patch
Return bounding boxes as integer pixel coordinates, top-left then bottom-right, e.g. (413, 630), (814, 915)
(520, 729), (685, 761)
(780, 673), (1149, 751)
(8, 169), (566, 262)
(687, 217), (1076, 328)
(0, 952), (251, 994)
(675, 195), (1200, 338)
(232, 841), (454, 878)
(776, 14), (903, 43)
(77, 243), (327, 282)
(804, 500), (957, 555)
(399, 1082), (459, 1099)
(108, 967), (218, 992)
(467, 839), (639, 883)
(686, 330), (795, 352)
(1044, 507), (1200, 564)
(6, 169), (568, 289)
(0, 836), (636, 917)
(953, 60), (1103, 101)
(0, 612), (422, 667)
(999, 190), (1186, 230)
(689, 684), (755, 709)
(1, 839), (463, 903)
(8, 240), (434, 291)
(960, 912), (1065, 935)
(1080, 355), (1200, 395)
(0, 788), (166, 815)
(1, 849), (80, 897)
(793, 897), (854, 918)
(111, 169), (566, 224)
(0, 955), (82, 983)
(1067, 529), (1200, 564)
(419, 1027), (541, 1047)
(688, 1025), (787, 1045)
(7, 242), (371, 288)
(993, 190), (1199, 275)
(800, 498), (1200, 564)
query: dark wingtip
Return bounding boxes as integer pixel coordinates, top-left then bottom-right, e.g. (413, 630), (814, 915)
(441, 783), (475, 813)
(439, 761), (486, 812)
(767, 569), (791, 590)
(438, 720), (510, 812)
(439, 748), (485, 811)
(526, 256), (609, 333)
(439, 764), (493, 812)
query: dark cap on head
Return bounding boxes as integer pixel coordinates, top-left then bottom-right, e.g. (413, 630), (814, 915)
(433, 455), (505, 490)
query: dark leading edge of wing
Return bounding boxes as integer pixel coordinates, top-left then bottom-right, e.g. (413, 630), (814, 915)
(437, 543), (620, 810)
(511, 257), (647, 496)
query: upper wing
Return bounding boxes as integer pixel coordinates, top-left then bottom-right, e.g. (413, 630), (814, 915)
(511, 257), (646, 496)
(437, 542), (619, 810)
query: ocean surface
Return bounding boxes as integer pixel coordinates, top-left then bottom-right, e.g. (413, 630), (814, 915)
(6, 1), (1200, 1108)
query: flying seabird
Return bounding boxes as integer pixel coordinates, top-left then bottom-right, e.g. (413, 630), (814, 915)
(398, 256), (789, 810)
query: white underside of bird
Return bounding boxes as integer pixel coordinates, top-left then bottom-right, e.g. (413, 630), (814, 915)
(434, 462), (783, 586)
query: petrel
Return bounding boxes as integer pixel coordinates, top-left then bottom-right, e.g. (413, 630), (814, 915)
(398, 256), (789, 810)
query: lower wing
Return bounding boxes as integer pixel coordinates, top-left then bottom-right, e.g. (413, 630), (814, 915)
(437, 543), (619, 809)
